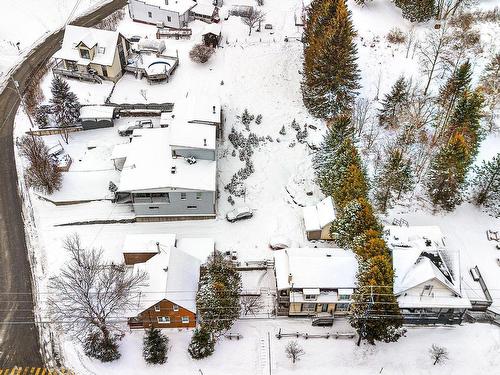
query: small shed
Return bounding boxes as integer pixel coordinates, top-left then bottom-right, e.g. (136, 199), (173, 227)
(202, 24), (222, 48)
(303, 196), (336, 241)
(137, 38), (166, 54)
(79, 105), (115, 130)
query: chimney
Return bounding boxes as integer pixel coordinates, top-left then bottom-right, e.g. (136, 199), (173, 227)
(288, 273), (293, 284)
(203, 138), (207, 146)
(212, 105), (216, 114)
(156, 241), (160, 253)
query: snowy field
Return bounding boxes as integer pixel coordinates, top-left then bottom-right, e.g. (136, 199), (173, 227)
(0, 0), (107, 84)
(11, 0), (500, 373)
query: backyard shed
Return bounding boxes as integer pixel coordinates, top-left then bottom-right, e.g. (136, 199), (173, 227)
(79, 105), (115, 130)
(303, 196), (336, 241)
(202, 24), (222, 48)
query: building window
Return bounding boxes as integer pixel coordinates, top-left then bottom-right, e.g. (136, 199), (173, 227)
(304, 294), (317, 301)
(181, 316), (189, 324)
(187, 205), (197, 209)
(339, 294), (350, 301)
(336, 303), (350, 312)
(148, 11), (152, 18)
(149, 206), (159, 210)
(80, 48), (90, 59)
(180, 192), (187, 200)
(154, 304), (160, 312)
(157, 316), (170, 324)
(301, 303), (316, 313)
(173, 304), (179, 312)
(196, 192), (202, 200)
(167, 16), (171, 22)
(98, 47), (106, 54)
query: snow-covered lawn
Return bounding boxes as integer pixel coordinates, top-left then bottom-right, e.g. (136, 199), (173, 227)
(11, 0), (500, 373)
(0, 0), (108, 84)
(64, 320), (500, 375)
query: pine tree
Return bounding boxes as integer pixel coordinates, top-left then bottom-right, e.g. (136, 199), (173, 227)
(378, 76), (410, 128)
(333, 163), (369, 209)
(393, 0), (435, 23)
(188, 326), (216, 359)
(470, 153), (500, 217)
(426, 132), (470, 211)
(331, 198), (382, 249)
(50, 76), (80, 144)
(374, 147), (414, 213)
(349, 255), (405, 345)
(302, 0), (360, 119)
(353, 229), (390, 261)
(143, 327), (169, 364)
(197, 251), (241, 337)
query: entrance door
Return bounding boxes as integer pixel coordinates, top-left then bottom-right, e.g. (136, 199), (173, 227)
(321, 304), (328, 313)
(102, 65), (108, 77)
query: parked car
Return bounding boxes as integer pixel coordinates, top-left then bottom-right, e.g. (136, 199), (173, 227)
(129, 35), (141, 43)
(226, 206), (253, 223)
(269, 236), (291, 250)
(118, 119), (153, 136)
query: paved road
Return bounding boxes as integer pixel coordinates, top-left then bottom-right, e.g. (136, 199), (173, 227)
(0, 0), (127, 367)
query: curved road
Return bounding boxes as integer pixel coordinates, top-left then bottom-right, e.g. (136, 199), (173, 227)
(0, 0), (127, 367)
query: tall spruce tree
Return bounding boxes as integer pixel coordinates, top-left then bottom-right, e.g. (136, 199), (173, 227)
(426, 132), (470, 211)
(349, 255), (405, 345)
(378, 76), (410, 128)
(188, 326), (216, 359)
(143, 327), (169, 364)
(50, 76), (80, 144)
(393, 0), (435, 23)
(302, 0), (360, 119)
(374, 147), (414, 213)
(333, 163), (369, 209)
(470, 153), (500, 217)
(197, 251), (241, 338)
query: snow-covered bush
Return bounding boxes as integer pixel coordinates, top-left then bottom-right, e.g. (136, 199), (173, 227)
(228, 195), (235, 205)
(224, 174), (246, 197)
(83, 331), (122, 362)
(386, 27), (406, 44)
(143, 327), (169, 364)
(34, 105), (52, 128)
(291, 119), (300, 131)
(189, 44), (215, 63)
(228, 127), (246, 149)
(279, 125), (286, 135)
(255, 114), (263, 124)
(296, 125), (308, 143)
(188, 326), (215, 359)
(241, 108), (255, 128)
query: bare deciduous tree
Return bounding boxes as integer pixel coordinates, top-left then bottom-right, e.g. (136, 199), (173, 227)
(419, 25), (450, 96)
(241, 8), (265, 36)
(240, 295), (264, 316)
(429, 344), (449, 365)
(405, 27), (416, 59)
(189, 44), (215, 63)
(285, 340), (305, 364)
(17, 134), (62, 194)
(352, 97), (371, 137)
(436, 0), (478, 20)
(48, 234), (147, 358)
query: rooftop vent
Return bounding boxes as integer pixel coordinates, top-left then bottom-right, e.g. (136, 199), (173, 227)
(326, 254), (332, 257)
(163, 267), (168, 272)
(171, 166), (176, 174)
(425, 239), (432, 247)
(156, 241), (160, 253)
(203, 138), (207, 146)
(212, 105), (216, 114)
(288, 273), (293, 284)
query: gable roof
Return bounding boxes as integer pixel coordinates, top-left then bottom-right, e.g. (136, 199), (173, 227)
(303, 196), (336, 232)
(146, 0), (197, 14)
(122, 233), (177, 254)
(53, 25), (122, 66)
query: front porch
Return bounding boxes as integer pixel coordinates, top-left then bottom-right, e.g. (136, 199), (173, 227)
(52, 59), (102, 83)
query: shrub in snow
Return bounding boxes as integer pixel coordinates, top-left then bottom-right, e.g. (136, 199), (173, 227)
(255, 114), (263, 124)
(189, 44), (215, 64)
(386, 27), (406, 44)
(238, 159), (255, 180)
(285, 341), (305, 364)
(17, 134), (62, 194)
(279, 125), (286, 135)
(266, 135), (273, 142)
(188, 326), (215, 359)
(291, 119), (300, 131)
(231, 149), (237, 157)
(241, 108), (254, 127)
(224, 174), (246, 197)
(228, 195), (235, 205)
(143, 327), (169, 364)
(83, 330), (121, 362)
(239, 144), (252, 161)
(228, 127), (246, 149)
(429, 344), (449, 365)
(247, 132), (259, 147)
(296, 126), (308, 143)
(34, 105), (52, 128)
(289, 141), (296, 148)
(108, 181), (118, 193)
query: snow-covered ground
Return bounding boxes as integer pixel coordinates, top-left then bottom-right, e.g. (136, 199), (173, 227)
(0, 0), (108, 85)
(11, 0), (500, 373)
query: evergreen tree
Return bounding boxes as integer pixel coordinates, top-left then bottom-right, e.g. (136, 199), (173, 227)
(50, 76), (80, 144)
(378, 76), (410, 128)
(470, 153), (500, 217)
(479, 53), (500, 131)
(349, 255), (405, 345)
(331, 198), (382, 249)
(353, 229), (390, 261)
(143, 327), (169, 364)
(302, 0), (360, 119)
(426, 132), (470, 211)
(83, 330), (121, 362)
(197, 251), (241, 337)
(333, 163), (369, 209)
(393, 0), (435, 23)
(373, 147), (414, 213)
(188, 326), (216, 359)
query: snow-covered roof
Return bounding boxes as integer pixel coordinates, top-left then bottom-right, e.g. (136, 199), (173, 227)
(146, 0), (197, 14)
(53, 25), (121, 66)
(169, 122), (216, 150)
(111, 143), (131, 160)
(79, 105), (115, 119)
(192, 3), (215, 16)
(122, 233), (177, 254)
(138, 38), (165, 53)
(303, 196), (336, 231)
(203, 23), (222, 35)
(168, 94), (221, 125)
(132, 246), (201, 314)
(273, 248), (357, 290)
(176, 237), (214, 262)
(117, 128), (217, 192)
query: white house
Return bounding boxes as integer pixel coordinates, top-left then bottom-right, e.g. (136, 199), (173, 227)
(303, 196), (336, 240)
(273, 248), (357, 319)
(112, 125), (217, 219)
(129, 0), (197, 28)
(386, 225), (472, 324)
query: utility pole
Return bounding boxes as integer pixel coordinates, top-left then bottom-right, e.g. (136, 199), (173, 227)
(10, 77), (35, 129)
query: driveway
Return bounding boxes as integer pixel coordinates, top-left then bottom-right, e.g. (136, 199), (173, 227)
(0, 0), (127, 367)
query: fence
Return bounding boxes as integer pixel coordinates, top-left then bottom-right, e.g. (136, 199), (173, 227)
(27, 126), (83, 136)
(275, 329), (355, 340)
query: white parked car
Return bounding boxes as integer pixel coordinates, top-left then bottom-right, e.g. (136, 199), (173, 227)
(226, 206), (253, 223)
(118, 119), (153, 136)
(269, 236), (291, 250)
